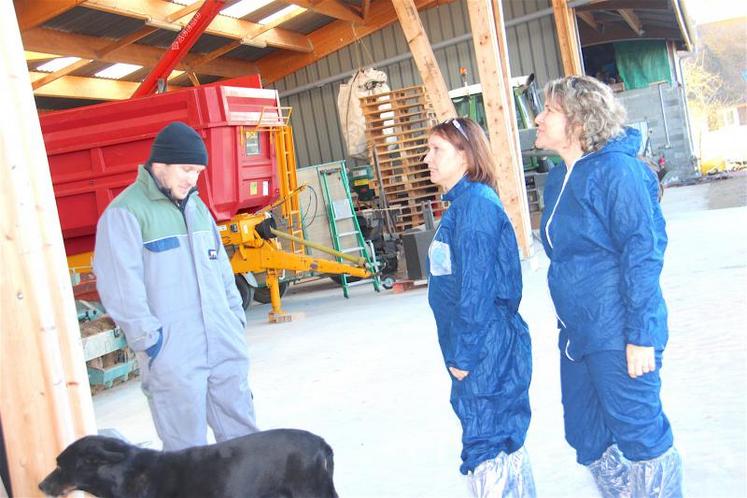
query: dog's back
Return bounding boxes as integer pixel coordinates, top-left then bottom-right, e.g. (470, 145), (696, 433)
(169, 429), (338, 498)
(40, 429), (338, 498)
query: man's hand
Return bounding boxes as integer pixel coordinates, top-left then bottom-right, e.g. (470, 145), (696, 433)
(626, 344), (655, 378)
(449, 366), (469, 381)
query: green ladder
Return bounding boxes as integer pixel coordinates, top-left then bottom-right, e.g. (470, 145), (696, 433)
(318, 161), (381, 298)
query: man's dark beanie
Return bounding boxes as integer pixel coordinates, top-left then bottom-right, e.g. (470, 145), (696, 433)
(148, 122), (208, 166)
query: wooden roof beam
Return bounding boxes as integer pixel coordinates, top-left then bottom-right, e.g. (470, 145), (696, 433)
(22, 28), (258, 78)
(82, 0), (312, 53)
(25, 50), (62, 61)
(13, 0), (88, 31)
(286, 1), (363, 23)
(32, 58), (93, 90)
(579, 23), (681, 45)
(94, 1), (217, 60)
(188, 39), (242, 69)
(576, 11), (599, 31)
(185, 72), (201, 86)
(575, 0), (669, 11)
(96, 27), (158, 57)
(392, 0), (455, 121)
(256, 0), (454, 84)
(551, 0), (584, 76)
(243, 5), (306, 42)
(189, 5), (306, 70)
(618, 9), (644, 36)
(29, 71), (141, 99)
(169, 0), (205, 20)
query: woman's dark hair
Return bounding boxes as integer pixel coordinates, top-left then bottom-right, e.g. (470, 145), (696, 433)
(429, 117), (498, 190)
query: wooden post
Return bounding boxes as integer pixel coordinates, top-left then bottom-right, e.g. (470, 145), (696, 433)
(1, 2), (97, 496)
(491, 0), (522, 189)
(392, 0), (456, 121)
(551, 0), (584, 76)
(465, 0), (532, 257)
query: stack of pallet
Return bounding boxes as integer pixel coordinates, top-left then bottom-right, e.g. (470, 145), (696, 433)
(360, 86), (441, 233)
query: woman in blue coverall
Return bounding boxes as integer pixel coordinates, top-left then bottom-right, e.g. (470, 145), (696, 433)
(536, 76), (682, 497)
(425, 117), (535, 497)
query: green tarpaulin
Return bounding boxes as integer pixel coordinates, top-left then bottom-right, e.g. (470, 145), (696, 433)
(614, 40), (672, 90)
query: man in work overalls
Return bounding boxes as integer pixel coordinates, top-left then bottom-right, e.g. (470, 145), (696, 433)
(94, 122), (258, 450)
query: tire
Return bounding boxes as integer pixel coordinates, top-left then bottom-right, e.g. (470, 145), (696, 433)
(329, 274), (362, 286)
(234, 275), (254, 311)
(382, 276), (396, 289)
(253, 281), (289, 304)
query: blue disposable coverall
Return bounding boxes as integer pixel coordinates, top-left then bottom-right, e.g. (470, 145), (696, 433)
(94, 166), (258, 450)
(427, 177), (532, 476)
(540, 128), (676, 467)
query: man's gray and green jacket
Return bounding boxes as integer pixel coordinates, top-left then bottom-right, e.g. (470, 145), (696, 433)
(94, 166), (257, 450)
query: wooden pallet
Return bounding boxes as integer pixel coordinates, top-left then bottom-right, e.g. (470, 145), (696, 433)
(80, 316), (139, 391)
(361, 86), (442, 233)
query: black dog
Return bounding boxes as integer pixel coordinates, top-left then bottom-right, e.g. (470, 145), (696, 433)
(39, 429), (338, 498)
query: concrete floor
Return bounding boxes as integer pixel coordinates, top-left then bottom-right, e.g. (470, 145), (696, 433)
(92, 175), (747, 498)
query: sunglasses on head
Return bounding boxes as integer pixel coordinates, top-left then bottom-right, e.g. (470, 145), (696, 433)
(444, 118), (469, 142)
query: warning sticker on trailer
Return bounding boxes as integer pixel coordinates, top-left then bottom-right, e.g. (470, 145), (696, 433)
(262, 181), (269, 196)
(249, 182), (258, 195)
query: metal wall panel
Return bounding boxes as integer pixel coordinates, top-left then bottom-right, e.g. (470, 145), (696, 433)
(270, 0), (563, 167)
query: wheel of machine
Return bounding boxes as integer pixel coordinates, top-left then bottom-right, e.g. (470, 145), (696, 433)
(253, 281), (289, 304)
(382, 276), (396, 289)
(329, 274), (362, 286)
(234, 274), (254, 311)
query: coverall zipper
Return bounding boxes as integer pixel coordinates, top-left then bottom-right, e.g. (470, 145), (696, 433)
(545, 158), (586, 362)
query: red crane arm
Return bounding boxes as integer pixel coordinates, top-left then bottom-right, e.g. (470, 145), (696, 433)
(132, 0), (226, 98)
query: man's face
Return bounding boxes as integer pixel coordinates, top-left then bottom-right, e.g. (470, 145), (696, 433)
(150, 163), (206, 200)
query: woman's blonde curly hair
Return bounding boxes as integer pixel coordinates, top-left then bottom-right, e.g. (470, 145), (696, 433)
(544, 75), (627, 153)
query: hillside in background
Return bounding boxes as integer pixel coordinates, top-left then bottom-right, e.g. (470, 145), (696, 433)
(694, 17), (747, 105)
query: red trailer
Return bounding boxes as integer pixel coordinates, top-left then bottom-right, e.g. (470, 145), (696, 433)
(41, 81), (375, 323)
(41, 81), (283, 256)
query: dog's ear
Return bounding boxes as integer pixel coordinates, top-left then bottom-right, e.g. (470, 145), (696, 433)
(82, 437), (129, 466)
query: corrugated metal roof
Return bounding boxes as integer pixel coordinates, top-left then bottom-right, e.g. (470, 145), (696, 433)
(44, 6), (144, 38)
(281, 11), (335, 35)
(138, 30), (234, 54)
(244, 1), (290, 24)
(229, 45), (277, 62)
(23, 0), (691, 111)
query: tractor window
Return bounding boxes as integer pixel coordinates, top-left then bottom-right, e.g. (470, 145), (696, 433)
(244, 130), (260, 155)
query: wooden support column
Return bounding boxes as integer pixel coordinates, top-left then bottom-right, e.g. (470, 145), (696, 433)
(551, 0), (584, 75)
(465, 0), (532, 257)
(392, 0), (456, 121)
(1, 3), (97, 496)
(491, 0), (521, 175)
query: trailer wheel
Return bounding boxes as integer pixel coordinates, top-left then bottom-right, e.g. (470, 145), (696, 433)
(235, 275), (254, 311)
(253, 282), (289, 304)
